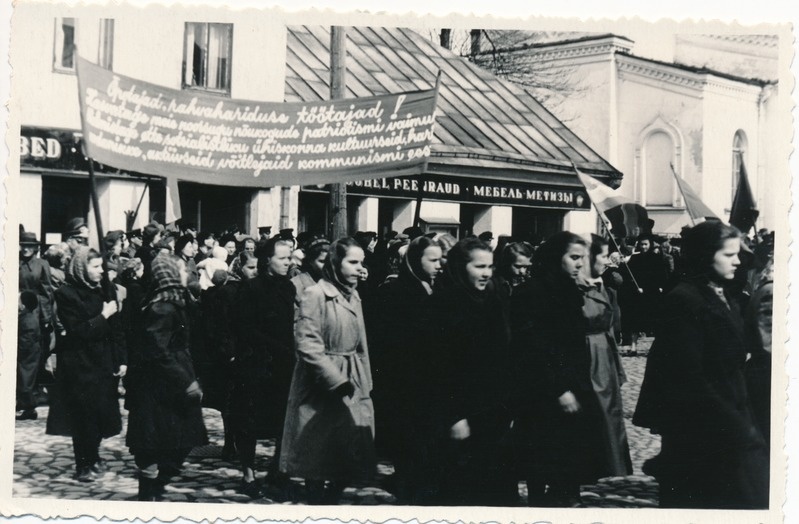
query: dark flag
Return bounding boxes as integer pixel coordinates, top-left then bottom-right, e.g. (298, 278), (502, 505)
(730, 156), (759, 233)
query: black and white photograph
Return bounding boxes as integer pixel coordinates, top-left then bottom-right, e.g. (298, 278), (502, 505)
(0, 1), (795, 523)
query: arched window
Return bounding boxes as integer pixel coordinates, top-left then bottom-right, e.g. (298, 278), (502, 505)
(644, 131), (675, 206)
(731, 130), (748, 206)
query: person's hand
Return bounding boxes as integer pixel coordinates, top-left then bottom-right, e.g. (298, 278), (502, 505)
(101, 301), (118, 319)
(185, 380), (203, 403)
(335, 381), (356, 398)
(449, 419), (471, 440)
(114, 365), (127, 378)
(558, 391), (581, 414)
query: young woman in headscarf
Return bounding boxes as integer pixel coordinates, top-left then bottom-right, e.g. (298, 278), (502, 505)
(280, 237), (375, 505)
(366, 235), (443, 504)
(46, 246), (125, 482)
(419, 237), (516, 506)
(290, 237), (330, 318)
(125, 253), (208, 501)
(490, 241), (534, 322)
(633, 221), (768, 509)
(198, 251), (259, 462)
(510, 231), (606, 507)
(580, 235), (632, 477)
(230, 238), (296, 499)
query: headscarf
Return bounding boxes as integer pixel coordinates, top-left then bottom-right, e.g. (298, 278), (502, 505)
(65, 246), (102, 290)
(681, 220), (743, 283)
(300, 237), (330, 282)
(322, 238), (361, 298)
(400, 236), (440, 295)
(146, 253), (185, 308)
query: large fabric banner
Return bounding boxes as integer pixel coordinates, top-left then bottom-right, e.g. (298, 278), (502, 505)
(75, 56), (439, 216)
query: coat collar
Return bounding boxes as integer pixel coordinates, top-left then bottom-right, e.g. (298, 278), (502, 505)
(318, 279), (361, 313)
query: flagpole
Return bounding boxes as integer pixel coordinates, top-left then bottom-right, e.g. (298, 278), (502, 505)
(670, 162), (697, 226)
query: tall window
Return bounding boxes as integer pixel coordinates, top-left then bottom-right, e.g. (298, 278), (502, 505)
(53, 17), (76, 72)
(182, 22), (233, 94)
(644, 131), (675, 206)
(98, 19), (114, 70)
(731, 130), (748, 206)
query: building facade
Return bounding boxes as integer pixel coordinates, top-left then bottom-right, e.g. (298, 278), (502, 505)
(12, 4), (621, 246)
(489, 33), (781, 235)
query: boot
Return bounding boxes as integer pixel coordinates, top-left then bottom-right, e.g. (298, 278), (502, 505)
(138, 476), (163, 502)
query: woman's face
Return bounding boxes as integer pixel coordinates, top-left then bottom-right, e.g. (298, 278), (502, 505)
(465, 249), (493, 291)
(420, 246), (443, 279)
(135, 265), (144, 279)
(181, 241), (196, 258)
(561, 243), (587, 282)
(86, 257), (104, 283)
(241, 257), (259, 280)
(267, 244), (292, 276)
(224, 241), (237, 255)
(510, 254), (532, 279)
(592, 245), (610, 278)
(712, 238), (741, 280)
(112, 239), (122, 256)
(313, 251), (328, 272)
(339, 246), (365, 285)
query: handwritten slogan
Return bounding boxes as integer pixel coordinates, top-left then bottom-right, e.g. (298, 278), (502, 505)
(76, 57), (439, 189)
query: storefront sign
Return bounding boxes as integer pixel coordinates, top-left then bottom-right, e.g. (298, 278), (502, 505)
(19, 127), (93, 172)
(76, 57), (439, 192)
(344, 174), (590, 210)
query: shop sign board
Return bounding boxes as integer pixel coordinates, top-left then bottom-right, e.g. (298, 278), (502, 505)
(343, 174), (590, 210)
(19, 127), (93, 172)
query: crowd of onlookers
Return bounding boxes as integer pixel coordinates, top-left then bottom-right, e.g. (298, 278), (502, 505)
(16, 216), (773, 508)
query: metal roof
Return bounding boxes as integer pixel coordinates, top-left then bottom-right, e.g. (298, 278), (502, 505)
(285, 25), (622, 187)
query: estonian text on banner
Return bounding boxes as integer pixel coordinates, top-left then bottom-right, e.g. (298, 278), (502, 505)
(75, 56), (439, 191)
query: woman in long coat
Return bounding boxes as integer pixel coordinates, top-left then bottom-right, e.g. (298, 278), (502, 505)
(420, 237), (516, 507)
(46, 246), (125, 482)
(125, 254), (208, 501)
(510, 231), (606, 507)
(581, 235), (632, 476)
(633, 221), (768, 509)
(367, 235), (442, 503)
(280, 237), (375, 505)
(230, 238), (296, 497)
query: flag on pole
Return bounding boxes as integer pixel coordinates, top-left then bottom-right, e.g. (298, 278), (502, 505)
(729, 156), (759, 233)
(577, 170), (649, 238)
(671, 172), (719, 223)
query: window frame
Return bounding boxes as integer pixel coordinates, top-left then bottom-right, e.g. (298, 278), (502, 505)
(181, 22), (233, 96)
(52, 17), (77, 74)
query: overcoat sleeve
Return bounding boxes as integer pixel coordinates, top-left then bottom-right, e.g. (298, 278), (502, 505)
(55, 286), (110, 344)
(295, 287), (349, 391)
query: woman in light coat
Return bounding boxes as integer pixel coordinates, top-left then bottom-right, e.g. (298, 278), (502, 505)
(280, 237), (375, 504)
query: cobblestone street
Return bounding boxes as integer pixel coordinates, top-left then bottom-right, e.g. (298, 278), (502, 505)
(13, 350), (660, 507)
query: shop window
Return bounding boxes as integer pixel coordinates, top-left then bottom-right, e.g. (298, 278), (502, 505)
(731, 130), (748, 208)
(182, 22), (233, 95)
(98, 19), (114, 70)
(644, 131), (675, 207)
(53, 17), (76, 73)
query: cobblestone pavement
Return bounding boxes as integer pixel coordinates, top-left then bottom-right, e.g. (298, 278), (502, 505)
(13, 342), (660, 507)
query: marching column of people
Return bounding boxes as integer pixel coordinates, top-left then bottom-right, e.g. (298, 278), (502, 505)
(17, 217), (772, 508)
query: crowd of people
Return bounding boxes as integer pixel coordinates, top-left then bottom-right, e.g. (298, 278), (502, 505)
(16, 215), (774, 508)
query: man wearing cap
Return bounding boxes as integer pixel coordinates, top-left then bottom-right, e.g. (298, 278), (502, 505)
(18, 229), (55, 420)
(64, 217), (90, 254)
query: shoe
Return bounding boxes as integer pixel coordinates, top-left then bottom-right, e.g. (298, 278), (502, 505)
(91, 460), (108, 474)
(137, 477), (163, 502)
(73, 467), (97, 483)
(238, 480), (264, 499)
(15, 409), (37, 421)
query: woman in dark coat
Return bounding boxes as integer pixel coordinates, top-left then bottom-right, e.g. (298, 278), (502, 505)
(420, 237), (516, 506)
(230, 238), (296, 498)
(633, 221), (768, 509)
(510, 231), (606, 507)
(46, 246), (126, 482)
(125, 253), (208, 501)
(197, 251), (258, 459)
(367, 235), (443, 503)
